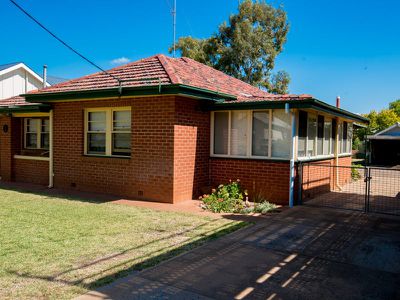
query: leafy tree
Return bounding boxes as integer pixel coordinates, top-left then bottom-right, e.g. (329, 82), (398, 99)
(354, 105), (400, 144)
(389, 99), (400, 117)
(171, 0), (290, 94)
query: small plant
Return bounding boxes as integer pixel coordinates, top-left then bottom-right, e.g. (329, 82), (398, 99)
(200, 179), (245, 213)
(241, 201), (278, 214)
(351, 164), (362, 181)
(253, 201), (278, 214)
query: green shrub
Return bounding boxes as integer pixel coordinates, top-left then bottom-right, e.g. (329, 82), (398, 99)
(241, 201), (278, 214)
(253, 201), (278, 214)
(351, 164), (363, 181)
(200, 179), (245, 213)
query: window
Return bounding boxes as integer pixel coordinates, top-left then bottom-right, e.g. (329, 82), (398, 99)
(342, 121), (348, 153)
(85, 108), (131, 157)
(331, 119), (337, 154)
(212, 110), (289, 159)
(213, 112), (229, 155)
(307, 114), (317, 156)
(317, 115), (324, 156)
(252, 111), (269, 156)
(298, 111), (307, 157)
(347, 123), (353, 153)
(323, 120), (331, 155)
(230, 111), (247, 156)
(271, 110), (291, 158)
(24, 118), (49, 149)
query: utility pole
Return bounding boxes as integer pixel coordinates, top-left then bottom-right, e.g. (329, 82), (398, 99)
(172, 0), (177, 58)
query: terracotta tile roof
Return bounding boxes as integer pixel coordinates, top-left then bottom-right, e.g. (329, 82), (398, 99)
(28, 54), (312, 102)
(0, 95), (37, 107)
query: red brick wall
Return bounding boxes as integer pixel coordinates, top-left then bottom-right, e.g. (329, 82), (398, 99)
(14, 159), (49, 185)
(52, 96), (175, 203)
(0, 116), (12, 181)
(209, 158), (291, 205)
(173, 97), (210, 201)
(299, 156), (352, 199)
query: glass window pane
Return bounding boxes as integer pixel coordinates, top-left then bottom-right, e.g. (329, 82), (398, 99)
(331, 119), (337, 154)
(112, 133), (131, 155)
(27, 119), (39, 133)
(214, 112), (229, 155)
(338, 123), (343, 153)
(113, 111), (131, 131)
(88, 133), (106, 154)
(323, 121), (331, 155)
(26, 133), (37, 148)
(272, 110), (291, 158)
(89, 111), (106, 122)
(317, 116), (324, 156)
(41, 133), (49, 149)
(230, 111), (247, 156)
(298, 111), (307, 157)
(41, 119), (50, 133)
(252, 111), (269, 156)
(307, 114), (317, 156)
(347, 123), (353, 153)
(88, 112), (106, 131)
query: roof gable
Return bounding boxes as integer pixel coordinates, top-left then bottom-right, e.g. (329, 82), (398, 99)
(0, 62), (21, 72)
(0, 62), (47, 86)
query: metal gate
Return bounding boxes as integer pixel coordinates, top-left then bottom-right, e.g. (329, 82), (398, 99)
(299, 163), (400, 216)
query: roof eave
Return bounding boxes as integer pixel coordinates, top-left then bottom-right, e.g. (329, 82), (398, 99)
(23, 84), (237, 103)
(0, 104), (51, 114)
(209, 98), (369, 124)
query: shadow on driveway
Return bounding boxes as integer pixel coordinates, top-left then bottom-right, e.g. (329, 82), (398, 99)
(76, 206), (400, 300)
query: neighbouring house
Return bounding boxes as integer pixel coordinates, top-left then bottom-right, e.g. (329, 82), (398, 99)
(0, 54), (368, 205)
(0, 62), (48, 100)
(367, 122), (400, 166)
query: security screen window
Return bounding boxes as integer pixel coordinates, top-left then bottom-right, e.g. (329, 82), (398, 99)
(298, 111), (307, 157)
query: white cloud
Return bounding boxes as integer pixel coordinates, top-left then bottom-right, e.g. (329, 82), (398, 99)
(110, 57), (130, 65)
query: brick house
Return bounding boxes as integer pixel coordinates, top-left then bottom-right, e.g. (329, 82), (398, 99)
(0, 54), (368, 206)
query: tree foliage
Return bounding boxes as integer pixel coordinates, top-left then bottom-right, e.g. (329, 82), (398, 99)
(170, 0), (290, 94)
(389, 99), (400, 116)
(354, 100), (400, 143)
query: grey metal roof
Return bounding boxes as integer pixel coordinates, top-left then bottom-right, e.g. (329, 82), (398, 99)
(47, 75), (68, 85)
(0, 62), (21, 72)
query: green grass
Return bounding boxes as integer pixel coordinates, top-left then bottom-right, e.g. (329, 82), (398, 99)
(0, 188), (247, 299)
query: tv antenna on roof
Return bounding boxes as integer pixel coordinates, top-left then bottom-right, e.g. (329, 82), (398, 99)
(172, 0), (177, 57)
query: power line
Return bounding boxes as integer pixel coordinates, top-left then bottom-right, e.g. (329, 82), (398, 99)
(9, 0), (122, 85)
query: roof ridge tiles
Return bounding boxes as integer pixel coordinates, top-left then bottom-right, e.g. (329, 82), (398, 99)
(156, 54), (181, 84)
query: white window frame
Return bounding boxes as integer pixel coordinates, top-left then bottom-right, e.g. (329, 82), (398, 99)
(211, 109), (290, 160)
(84, 107), (131, 157)
(24, 118), (49, 150)
(297, 111), (353, 160)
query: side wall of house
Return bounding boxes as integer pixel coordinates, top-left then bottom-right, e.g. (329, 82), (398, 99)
(52, 96), (175, 203)
(173, 96), (210, 201)
(0, 116), (13, 181)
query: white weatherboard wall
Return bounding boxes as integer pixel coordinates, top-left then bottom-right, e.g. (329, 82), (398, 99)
(0, 63), (44, 100)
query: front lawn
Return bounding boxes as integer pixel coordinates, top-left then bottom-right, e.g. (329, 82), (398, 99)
(0, 188), (246, 299)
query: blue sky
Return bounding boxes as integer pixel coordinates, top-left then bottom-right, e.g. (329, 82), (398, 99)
(1, 0), (399, 113)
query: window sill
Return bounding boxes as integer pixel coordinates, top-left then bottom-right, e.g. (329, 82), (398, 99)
(14, 155), (50, 161)
(210, 154), (290, 161)
(297, 153), (352, 162)
(83, 154), (131, 159)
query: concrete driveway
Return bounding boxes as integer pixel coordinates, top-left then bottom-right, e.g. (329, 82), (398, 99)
(77, 206), (400, 300)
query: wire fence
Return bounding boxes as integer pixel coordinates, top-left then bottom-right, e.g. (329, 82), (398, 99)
(299, 163), (400, 216)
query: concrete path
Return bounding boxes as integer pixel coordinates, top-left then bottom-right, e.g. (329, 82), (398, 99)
(77, 206), (400, 300)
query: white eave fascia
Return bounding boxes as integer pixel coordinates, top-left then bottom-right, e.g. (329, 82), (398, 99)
(0, 63), (50, 86)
